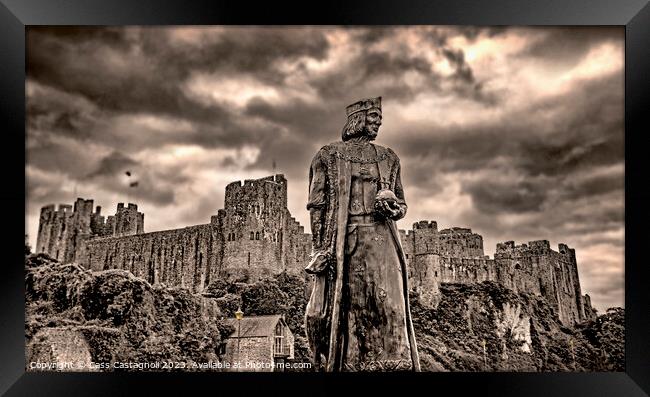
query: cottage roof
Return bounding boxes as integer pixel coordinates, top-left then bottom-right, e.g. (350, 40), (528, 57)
(224, 314), (287, 338)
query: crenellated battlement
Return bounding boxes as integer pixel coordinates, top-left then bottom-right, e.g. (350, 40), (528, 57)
(36, 198), (145, 262)
(495, 239), (554, 257)
(439, 227), (472, 234)
(403, 221), (593, 326)
(224, 174), (288, 210)
(413, 220), (438, 230)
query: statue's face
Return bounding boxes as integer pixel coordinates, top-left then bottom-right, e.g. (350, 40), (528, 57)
(365, 109), (382, 139)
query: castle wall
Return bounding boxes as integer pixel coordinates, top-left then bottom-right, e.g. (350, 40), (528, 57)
(494, 240), (589, 326)
(81, 224), (221, 293)
(400, 221), (486, 268)
(438, 227), (484, 258)
(36, 199), (95, 263)
(58, 174), (311, 291)
(405, 235), (593, 326)
(114, 203), (145, 237)
(36, 199), (144, 263)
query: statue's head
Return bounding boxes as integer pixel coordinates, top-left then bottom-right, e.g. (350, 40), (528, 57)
(341, 96), (382, 141)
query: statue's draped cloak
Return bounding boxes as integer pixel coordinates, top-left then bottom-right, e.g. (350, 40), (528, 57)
(305, 141), (420, 371)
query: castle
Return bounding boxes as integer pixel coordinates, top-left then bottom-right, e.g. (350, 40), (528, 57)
(400, 221), (597, 325)
(36, 174), (311, 293)
(35, 174), (596, 326)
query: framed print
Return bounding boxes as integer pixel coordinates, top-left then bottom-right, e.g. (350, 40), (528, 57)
(2, 0), (649, 396)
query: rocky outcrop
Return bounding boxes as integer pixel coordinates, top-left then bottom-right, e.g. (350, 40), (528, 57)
(410, 282), (624, 372)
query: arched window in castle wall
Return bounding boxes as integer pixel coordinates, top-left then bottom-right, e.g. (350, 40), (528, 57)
(255, 232), (260, 240)
(250, 232), (254, 240)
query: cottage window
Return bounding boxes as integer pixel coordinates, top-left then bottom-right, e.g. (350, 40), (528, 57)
(274, 322), (285, 356)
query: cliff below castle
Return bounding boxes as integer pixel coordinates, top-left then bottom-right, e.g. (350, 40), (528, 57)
(411, 282), (624, 372)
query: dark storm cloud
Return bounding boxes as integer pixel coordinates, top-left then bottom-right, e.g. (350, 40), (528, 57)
(309, 27), (493, 106)
(395, 69), (622, 179)
(169, 27), (330, 79)
(27, 133), (95, 179)
(463, 180), (548, 214)
(27, 27), (330, 127)
(85, 151), (139, 179)
(26, 92), (94, 140)
(522, 27), (623, 69)
(562, 172), (625, 201)
(308, 51), (436, 104)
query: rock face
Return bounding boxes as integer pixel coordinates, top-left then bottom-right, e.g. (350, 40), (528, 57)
(25, 253), (233, 371)
(410, 282), (624, 372)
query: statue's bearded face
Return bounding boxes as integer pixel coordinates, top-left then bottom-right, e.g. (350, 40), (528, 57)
(365, 109), (382, 139)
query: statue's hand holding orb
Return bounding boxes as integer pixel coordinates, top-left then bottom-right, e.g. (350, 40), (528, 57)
(374, 189), (402, 220)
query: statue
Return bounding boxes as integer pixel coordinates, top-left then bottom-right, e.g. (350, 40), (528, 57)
(304, 96), (421, 372)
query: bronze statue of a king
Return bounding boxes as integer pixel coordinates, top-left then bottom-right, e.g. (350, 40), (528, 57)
(304, 96), (421, 372)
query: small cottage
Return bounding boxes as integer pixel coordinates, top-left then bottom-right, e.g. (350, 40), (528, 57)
(223, 314), (295, 372)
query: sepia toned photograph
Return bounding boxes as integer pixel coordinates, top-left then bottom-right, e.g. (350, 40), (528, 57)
(25, 26), (624, 372)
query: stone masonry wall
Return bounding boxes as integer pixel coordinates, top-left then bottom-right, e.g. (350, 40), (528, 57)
(80, 224), (220, 293)
(404, 233), (594, 326)
(218, 174), (309, 281)
(38, 174), (311, 291)
(224, 336), (273, 372)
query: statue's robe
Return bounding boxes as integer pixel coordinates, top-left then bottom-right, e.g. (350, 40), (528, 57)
(304, 141), (420, 372)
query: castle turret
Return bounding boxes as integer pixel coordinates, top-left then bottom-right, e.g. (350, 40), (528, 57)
(35, 198), (145, 264)
(114, 202), (144, 237)
(221, 174), (304, 281)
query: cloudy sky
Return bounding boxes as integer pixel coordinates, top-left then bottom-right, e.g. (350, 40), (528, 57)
(26, 26), (624, 312)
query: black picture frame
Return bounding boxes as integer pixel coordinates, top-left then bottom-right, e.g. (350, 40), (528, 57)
(2, 0), (649, 396)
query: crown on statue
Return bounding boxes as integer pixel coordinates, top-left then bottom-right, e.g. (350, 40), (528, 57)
(345, 96), (382, 117)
